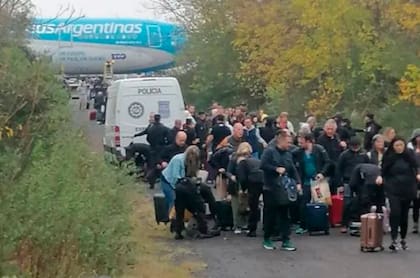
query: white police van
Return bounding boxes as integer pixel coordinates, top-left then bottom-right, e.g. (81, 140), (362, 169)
(103, 77), (186, 162)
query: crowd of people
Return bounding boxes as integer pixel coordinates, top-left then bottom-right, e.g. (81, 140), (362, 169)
(130, 102), (420, 252)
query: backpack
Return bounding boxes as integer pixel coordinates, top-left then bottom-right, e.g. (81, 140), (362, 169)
(245, 158), (264, 184)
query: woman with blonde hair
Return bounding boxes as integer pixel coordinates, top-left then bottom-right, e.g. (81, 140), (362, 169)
(226, 142), (253, 234)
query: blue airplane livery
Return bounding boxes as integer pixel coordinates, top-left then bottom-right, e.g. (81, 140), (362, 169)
(28, 18), (186, 74)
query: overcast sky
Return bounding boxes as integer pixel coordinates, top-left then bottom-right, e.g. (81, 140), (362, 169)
(31, 0), (166, 20)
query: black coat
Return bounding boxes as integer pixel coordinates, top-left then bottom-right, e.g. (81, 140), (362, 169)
(260, 146), (300, 189)
(349, 163), (384, 213)
(292, 144), (331, 183)
(159, 144), (186, 163)
(146, 123), (170, 149)
(336, 149), (370, 185)
(316, 133), (344, 163)
(364, 121), (382, 151)
(209, 146), (233, 171)
(382, 150), (419, 200)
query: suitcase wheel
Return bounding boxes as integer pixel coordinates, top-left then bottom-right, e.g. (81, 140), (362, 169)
(325, 230), (330, 235)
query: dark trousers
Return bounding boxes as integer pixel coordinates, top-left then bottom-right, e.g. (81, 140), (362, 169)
(146, 149), (161, 187)
(342, 197), (353, 227)
(263, 191), (291, 241)
(388, 196), (411, 240)
(298, 186), (312, 229)
(413, 198), (420, 223)
(248, 186), (263, 232)
(199, 184), (217, 218)
(174, 183), (208, 235)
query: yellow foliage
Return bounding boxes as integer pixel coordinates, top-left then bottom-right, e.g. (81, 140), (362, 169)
(307, 77), (344, 117)
(386, 2), (420, 35)
(398, 64), (420, 106)
(0, 126), (14, 140)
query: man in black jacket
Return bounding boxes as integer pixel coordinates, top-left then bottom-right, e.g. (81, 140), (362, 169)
(260, 129), (301, 251)
(316, 119), (347, 190)
(145, 114), (171, 188)
(293, 133), (331, 234)
(363, 113), (382, 151)
(336, 136), (370, 232)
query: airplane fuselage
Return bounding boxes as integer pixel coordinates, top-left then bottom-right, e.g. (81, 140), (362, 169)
(28, 18), (185, 74)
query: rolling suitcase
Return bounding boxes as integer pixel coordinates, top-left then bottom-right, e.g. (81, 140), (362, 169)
(360, 213), (384, 252)
(89, 110), (96, 121)
(329, 194), (344, 227)
(153, 193), (169, 224)
(215, 200), (234, 230)
(306, 203), (330, 235)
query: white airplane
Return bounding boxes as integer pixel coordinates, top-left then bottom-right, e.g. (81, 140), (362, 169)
(28, 18), (185, 74)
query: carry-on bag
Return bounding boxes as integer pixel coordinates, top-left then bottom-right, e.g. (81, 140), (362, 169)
(306, 203), (330, 235)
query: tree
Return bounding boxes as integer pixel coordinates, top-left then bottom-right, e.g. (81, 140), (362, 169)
(232, 0), (419, 118)
(398, 64), (420, 106)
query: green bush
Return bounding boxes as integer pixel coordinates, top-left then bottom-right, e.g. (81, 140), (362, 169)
(0, 47), (134, 277)
(0, 126), (133, 277)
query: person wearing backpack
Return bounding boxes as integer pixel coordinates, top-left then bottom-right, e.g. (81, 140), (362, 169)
(236, 142), (264, 237)
(173, 146), (221, 240)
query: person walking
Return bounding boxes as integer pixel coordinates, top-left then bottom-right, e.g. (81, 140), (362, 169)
(380, 137), (420, 251)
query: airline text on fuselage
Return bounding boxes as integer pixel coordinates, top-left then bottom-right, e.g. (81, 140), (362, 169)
(30, 23), (143, 37)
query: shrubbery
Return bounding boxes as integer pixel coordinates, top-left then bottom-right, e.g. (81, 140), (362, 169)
(0, 47), (134, 277)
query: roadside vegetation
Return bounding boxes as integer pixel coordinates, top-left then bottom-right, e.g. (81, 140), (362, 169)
(0, 1), (203, 277)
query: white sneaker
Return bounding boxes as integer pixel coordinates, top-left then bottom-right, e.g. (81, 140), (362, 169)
(234, 228), (242, 235)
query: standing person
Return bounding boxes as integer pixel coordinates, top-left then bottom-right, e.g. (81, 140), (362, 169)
(244, 117), (267, 158)
(146, 114), (171, 188)
(380, 137), (420, 251)
(259, 117), (276, 144)
(293, 133), (331, 234)
(363, 113), (382, 151)
(277, 112), (295, 135)
(260, 129), (301, 251)
(184, 118), (198, 146)
(306, 116), (323, 140)
(336, 137), (370, 233)
(236, 143), (264, 237)
(409, 129), (420, 233)
(228, 122), (245, 152)
(316, 119), (347, 190)
(169, 120), (183, 144)
(383, 127), (396, 149)
(226, 143), (251, 235)
(206, 114), (231, 153)
(367, 134), (386, 167)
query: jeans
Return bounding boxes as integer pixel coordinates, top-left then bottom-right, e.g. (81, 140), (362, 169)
(231, 195), (247, 229)
(161, 175), (175, 213)
(388, 195), (411, 240)
(263, 190), (291, 241)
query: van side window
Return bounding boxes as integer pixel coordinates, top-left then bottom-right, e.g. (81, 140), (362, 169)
(158, 101), (170, 119)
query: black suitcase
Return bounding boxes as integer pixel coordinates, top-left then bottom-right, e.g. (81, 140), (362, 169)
(215, 200), (234, 230)
(306, 203), (330, 235)
(154, 193), (169, 224)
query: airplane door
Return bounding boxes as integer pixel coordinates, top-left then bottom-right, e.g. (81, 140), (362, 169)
(57, 29), (73, 48)
(146, 25), (162, 48)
